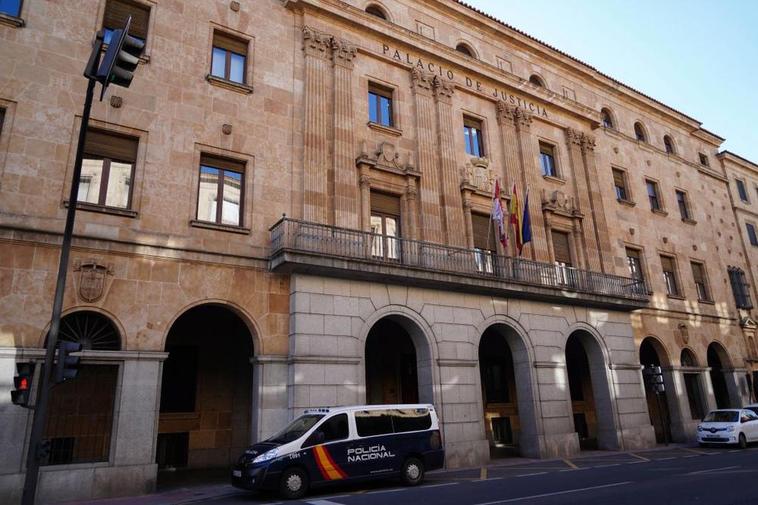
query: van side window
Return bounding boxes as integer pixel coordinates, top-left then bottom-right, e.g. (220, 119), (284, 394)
(356, 410), (394, 437)
(304, 413), (349, 447)
(391, 409), (432, 433)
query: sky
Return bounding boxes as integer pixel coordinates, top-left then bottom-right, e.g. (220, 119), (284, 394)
(466, 0), (758, 162)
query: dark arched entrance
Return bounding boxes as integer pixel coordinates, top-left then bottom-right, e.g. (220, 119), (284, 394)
(565, 330), (617, 450)
(639, 338), (671, 443)
(365, 318), (419, 404)
(708, 342), (733, 409)
(681, 349), (706, 420)
(157, 304), (254, 481)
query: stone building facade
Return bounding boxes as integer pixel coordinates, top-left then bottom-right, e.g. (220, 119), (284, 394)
(0, 0), (755, 502)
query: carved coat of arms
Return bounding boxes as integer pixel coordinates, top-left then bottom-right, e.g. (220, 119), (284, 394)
(74, 261), (113, 303)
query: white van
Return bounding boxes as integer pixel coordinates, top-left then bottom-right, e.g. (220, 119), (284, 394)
(232, 404), (444, 499)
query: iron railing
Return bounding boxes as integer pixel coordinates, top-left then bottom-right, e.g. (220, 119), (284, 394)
(270, 218), (649, 301)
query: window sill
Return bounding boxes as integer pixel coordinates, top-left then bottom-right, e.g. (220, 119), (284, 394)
(0, 12), (24, 28)
(666, 294), (685, 301)
(698, 298), (715, 305)
(206, 74), (254, 95)
(681, 217), (697, 225)
(367, 121), (402, 137)
(542, 174), (565, 185)
(63, 201), (138, 218)
(651, 208), (668, 217)
(617, 198), (636, 207)
(190, 219), (250, 234)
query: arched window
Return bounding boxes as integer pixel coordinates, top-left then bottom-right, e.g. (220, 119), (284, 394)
(680, 348), (698, 367)
(600, 108), (614, 129)
(365, 4), (388, 20)
(663, 135), (675, 155)
(529, 74), (545, 87)
(47, 310), (121, 350)
(456, 43), (475, 58)
(634, 122), (647, 142)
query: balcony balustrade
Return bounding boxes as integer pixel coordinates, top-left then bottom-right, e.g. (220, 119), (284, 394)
(270, 218), (650, 310)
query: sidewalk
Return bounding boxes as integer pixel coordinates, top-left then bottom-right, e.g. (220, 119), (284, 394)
(59, 443), (695, 505)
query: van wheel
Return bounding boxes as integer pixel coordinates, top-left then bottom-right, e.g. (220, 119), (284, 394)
(401, 457), (424, 486)
(738, 433), (747, 450)
(279, 467), (308, 500)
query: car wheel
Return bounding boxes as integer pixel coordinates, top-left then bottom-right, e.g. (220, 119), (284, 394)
(738, 433), (747, 450)
(401, 457), (425, 486)
(279, 467), (308, 500)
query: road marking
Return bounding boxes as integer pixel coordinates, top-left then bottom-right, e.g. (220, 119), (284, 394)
(562, 458), (579, 469)
(423, 482), (459, 489)
(628, 460), (646, 464)
(593, 463), (620, 468)
(683, 455), (698, 458)
(656, 457), (676, 461)
(516, 472), (547, 477)
(480, 467), (488, 480)
(728, 449), (741, 453)
(308, 501), (345, 505)
(685, 465), (740, 476)
(365, 488), (406, 495)
(471, 481), (633, 504)
(629, 452), (650, 462)
(682, 447), (709, 455)
(559, 467), (590, 472)
(472, 477), (504, 482)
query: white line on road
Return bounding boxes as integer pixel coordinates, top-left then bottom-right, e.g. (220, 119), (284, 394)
(364, 487), (407, 495)
(515, 472), (547, 477)
(422, 482), (459, 489)
(685, 465), (740, 476)
(656, 457), (676, 461)
(593, 464), (620, 468)
(469, 481), (633, 504)
(472, 477), (504, 482)
(308, 500), (346, 505)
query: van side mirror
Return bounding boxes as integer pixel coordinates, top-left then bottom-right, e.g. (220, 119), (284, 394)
(304, 430), (325, 447)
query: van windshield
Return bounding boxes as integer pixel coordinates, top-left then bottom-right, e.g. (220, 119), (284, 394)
(703, 411), (739, 423)
(268, 414), (324, 444)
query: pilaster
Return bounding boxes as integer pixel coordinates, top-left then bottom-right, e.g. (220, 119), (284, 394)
(580, 134), (614, 273)
(564, 127), (600, 271)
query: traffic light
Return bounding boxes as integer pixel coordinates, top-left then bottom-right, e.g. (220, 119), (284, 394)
(11, 363), (35, 407)
(96, 16), (145, 95)
(643, 365), (665, 393)
(54, 341), (82, 383)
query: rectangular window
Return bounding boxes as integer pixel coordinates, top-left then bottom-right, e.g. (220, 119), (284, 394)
(539, 142), (557, 177)
(355, 410), (394, 437)
(196, 154), (245, 226)
(660, 255), (680, 297)
(368, 83), (393, 127)
(472, 213), (496, 273)
(463, 116), (484, 157)
(691, 262), (711, 302)
(612, 168), (628, 201)
(646, 179), (661, 211)
(698, 153), (709, 167)
(684, 374), (705, 420)
(748, 223), (758, 246)
(626, 248), (644, 283)
(211, 31), (248, 84)
(736, 178), (750, 203)
(391, 409), (431, 433)
(103, 0), (150, 44)
(0, 0), (22, 17)
(44, 365), (118, 465)
(676, 190), (691, 220)
(728, 267), (753, 309)
(79, 128), (138, 209)
(552, 230), (572, 286)
(370, 191), (401, 260)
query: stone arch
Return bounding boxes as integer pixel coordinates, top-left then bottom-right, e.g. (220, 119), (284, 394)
(680, 347), (699, 367)
(455, 40), (478, 59)
(40, 307), (125, 351)
(633, 120), (648, 142)
(359, 305), (439, 406)
(707, 340), (738, 408)
(160, 298), (262, 355)
(529, 73), (547, 88)
(364, 1), (391, 22)
(475, 315), (542, 458)
(600, 106), (616, 129)
(639, 335), (672, 367)
(563, 324), (619, 450)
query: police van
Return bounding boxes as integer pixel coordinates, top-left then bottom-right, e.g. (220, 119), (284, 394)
(231, 404), (444, 499)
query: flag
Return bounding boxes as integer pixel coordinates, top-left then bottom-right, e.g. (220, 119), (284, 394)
(491, 179), (508, 249)
(521, 187), (532, 254)
(509, 184), (523, 254)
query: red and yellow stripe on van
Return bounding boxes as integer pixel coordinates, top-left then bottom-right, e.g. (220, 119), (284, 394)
(313, 445), (347, 480)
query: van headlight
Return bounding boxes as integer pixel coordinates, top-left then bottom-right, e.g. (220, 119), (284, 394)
(697, 425), (704, 432)
(726, 426), (736, 432)
(253, 448), (279, 464)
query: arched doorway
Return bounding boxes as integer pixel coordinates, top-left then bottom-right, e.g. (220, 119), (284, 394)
(478, 324), (538, 458)
(639, 338), (671, 443)
(365, 316), (432, 405)
(707, 342), (734, 408)
(565, 330), (617, 450)
(157, 304), (254, 482)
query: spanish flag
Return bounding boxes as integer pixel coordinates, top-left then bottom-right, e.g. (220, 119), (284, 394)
(509, 184), (522, 254)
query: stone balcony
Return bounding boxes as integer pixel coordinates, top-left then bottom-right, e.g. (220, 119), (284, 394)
(269, 218), (650, 311)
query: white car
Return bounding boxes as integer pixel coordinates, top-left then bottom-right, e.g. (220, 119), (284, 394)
(697, 409), (758, 448)
(746, 404), (758, 416)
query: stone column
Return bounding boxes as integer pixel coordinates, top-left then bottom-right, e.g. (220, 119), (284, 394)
(331, 38), (359, 229)
(462, 190), (474, 248)
(405, 178), (419, 240)
(495, 101), (524, 194)
(411, 69), (444, 244)
(580, 134), (614, 273)
(513, 108), (549, 262)
(532, 360), (580, 458)
(302, 26), (332, 224)
(251, 355), (289, 441)
(433, 77), (466, 247)
(665, 366), (698, 442)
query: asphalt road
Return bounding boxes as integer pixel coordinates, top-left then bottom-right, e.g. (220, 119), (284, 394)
(205, 446), (758, 505)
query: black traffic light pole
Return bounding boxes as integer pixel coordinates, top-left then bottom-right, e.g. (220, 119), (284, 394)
(20, 33), (103, 505)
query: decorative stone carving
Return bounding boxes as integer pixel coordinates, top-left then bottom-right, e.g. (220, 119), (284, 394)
(222, 123), (232, 135)
(377, 141), (401, 168)
(461, 157), (494, 194)
(410, 68), (433, 92)
(356, 140), (418, 178)
(565, 127), (584, 146)
(230, 1), (240, 11)
(432, 75), (454, 100)
(496, 100), (517, 125)
(677, 323), (689, 346)
(302, 26), (332, 58)
(74, 259), (113, 303)
(512, 107), (532, 129)
(331, 37), (357, 67)
(541, 189), (579, 217)
(581, 133), (596, 152)
(109, 95), (123, 109)
(359, 173), (372, 188)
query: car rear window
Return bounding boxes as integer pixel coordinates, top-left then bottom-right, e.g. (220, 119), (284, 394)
(355, 408), (432, 437)
(391, 409), (432, 433)
(703, 411), (739, 423)
(356, 410), (394, 437)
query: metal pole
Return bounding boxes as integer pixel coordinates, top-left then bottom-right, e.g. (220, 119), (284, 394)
(20, 41), (101, 505)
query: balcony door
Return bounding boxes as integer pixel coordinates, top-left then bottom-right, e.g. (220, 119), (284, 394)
(370, 191), (401, 261)
(551, 230), (573, 285)
(472, 213), (497, 274)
